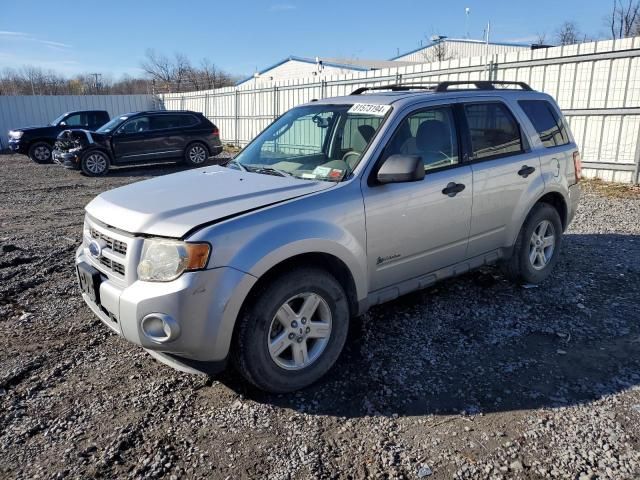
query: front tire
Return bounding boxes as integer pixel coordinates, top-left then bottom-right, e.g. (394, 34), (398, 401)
(184, 142), (209, 167)
(232, 268), (350, 393)
(28, 142), (52, 164)
(80, 150), (110, 176)
(501, 202), (563, 285)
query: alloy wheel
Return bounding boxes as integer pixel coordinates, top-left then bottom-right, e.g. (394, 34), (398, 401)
(528, 219), (555, 270)
(85, 153), (107, 174)
(34, 145), (50, 161)
(267, 292), (332, 370)
(189, 145), (207, 164)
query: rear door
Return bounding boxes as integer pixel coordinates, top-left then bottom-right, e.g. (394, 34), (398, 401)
(517, 98), (575, 187)
(461, 99), (544, 257)
(146, 114), (185, 159)
(362, 102), (473, 292)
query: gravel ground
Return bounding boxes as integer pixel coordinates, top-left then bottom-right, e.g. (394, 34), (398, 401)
(0, 153), (639, 480)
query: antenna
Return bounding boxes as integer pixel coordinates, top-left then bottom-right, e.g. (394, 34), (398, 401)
(465, 7), (470, 39)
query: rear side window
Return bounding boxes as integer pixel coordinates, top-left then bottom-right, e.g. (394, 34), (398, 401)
(88, 112), (108, 128)
(150, 114), (183, 130)
(464, 102), (523, 160)
(179, 114), (200, 127)
(519, 100), (569, 148)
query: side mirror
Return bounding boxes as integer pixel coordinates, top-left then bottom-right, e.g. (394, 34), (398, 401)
(59, 121), (66, 126)
(376, 154), (425, 184)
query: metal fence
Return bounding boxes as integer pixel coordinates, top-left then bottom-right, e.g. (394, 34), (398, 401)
(0, 94), (161, 147)
(162, 36), (640, 183)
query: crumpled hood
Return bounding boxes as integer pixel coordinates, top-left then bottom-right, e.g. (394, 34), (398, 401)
(85, 166), (335, 238)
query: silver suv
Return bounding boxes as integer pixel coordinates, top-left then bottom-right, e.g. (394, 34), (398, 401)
(76, 81), (581, 392)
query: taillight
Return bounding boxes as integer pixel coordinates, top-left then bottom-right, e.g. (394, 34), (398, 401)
(573, 151), (582, 182)
(212, 127), (219, 137)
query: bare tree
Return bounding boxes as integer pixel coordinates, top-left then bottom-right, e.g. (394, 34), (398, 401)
(535, 32), (548, 45)
(606, 0), (640, 39)
(555, 21), (582, 45)
(422, 38), (456, 62)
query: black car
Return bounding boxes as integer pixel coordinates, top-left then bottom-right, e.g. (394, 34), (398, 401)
(8, 110), (110, 164)
(53, 110), (223, 176)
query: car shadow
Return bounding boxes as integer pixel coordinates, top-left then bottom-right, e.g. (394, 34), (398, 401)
(219, 233), (640, 418)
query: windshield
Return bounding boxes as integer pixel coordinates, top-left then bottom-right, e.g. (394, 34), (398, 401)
(230, 103), (389, 181)
(50, 113), (68, 126)
(96, 116), (128, 133)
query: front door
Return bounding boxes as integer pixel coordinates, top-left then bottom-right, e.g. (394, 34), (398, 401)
(112, 116), (151, 162)
(362, 104), (473, 292)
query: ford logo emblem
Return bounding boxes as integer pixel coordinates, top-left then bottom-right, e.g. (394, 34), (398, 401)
(88, 240), (103, 257)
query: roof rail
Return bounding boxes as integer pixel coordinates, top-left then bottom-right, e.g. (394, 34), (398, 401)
(351, 83), (438, 95)
(434, 80), (533, 92)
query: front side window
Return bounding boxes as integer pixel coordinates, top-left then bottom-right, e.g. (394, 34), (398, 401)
(97, 116), (128, 133)
(232, 104), (389, 181)
(465, 102), (523, 160)
(518, 100), (569, 148)
(382, 106), (459, 171)
(120, 116), (150, 134)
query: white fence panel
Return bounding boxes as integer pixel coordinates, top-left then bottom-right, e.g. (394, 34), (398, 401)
(0, 94), (159, 146)
(161, 36), (640, 183)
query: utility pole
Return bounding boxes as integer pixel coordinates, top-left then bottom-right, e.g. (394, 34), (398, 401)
(89, 73), (102, 94)
(465, 7), (470, 39)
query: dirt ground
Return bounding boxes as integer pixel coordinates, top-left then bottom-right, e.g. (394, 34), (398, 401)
(0, 153), (639, 479)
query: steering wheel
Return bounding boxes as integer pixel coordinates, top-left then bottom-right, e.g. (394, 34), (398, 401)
(342, 151), (361, 167)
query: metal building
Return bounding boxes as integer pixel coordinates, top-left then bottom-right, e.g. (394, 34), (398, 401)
(236, 56), (418, 86)
(392, 37), (536, 63)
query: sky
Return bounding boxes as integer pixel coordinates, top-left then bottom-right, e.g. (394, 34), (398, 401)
(0, 0), (614, 79)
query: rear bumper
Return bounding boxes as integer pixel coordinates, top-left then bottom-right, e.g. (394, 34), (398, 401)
(566, 183), (581, 228)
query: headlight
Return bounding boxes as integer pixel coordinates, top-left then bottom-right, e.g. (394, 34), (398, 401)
(137, 239), (210, 282)
(9, 130), (23, 139)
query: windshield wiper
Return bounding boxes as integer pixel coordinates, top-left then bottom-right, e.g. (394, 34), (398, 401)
(225, 159), (248, 172)
(245, 165), (293, 177)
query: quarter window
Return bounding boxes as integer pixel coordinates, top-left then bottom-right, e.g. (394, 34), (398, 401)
(464, 102), (523, 160)
(518, 100), (569, 148)
(383, 106), (459, 172)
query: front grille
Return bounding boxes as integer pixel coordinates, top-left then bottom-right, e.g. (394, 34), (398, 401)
(90, 228), (127, 255)
(99, 256), (126, 276)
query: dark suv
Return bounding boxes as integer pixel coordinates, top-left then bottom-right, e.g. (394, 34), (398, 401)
(53, 110), (223, 176)
(8, 110), (109, 164)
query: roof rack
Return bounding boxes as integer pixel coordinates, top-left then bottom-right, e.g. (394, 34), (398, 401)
(434, 80), (532, 92)
(350, 80), (532, 96)
(351, 83), (438, 95)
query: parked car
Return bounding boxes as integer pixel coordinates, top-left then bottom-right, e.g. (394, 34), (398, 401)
(75, 81), (581, 392)
(7, 110), (110, 164)
(53, 110), (223, 176)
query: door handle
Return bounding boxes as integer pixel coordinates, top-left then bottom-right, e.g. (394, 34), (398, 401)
(518, 165), (536, 178)
(442, 182), (466, 197)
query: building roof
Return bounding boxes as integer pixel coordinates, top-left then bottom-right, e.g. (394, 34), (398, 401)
(389, 37), (533, 60)
(236, 55), (418, 85)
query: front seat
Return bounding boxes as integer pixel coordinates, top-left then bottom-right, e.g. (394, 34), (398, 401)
(404, 120), (452, 166)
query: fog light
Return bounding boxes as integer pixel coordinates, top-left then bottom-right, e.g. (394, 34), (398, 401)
(141, 313), (180, 343)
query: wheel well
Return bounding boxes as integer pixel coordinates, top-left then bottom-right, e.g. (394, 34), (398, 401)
(29, 139), (53, 148)
(240, 253), (359, 319)
(536, 192), (568, 229)
(83, 147), (112, 162)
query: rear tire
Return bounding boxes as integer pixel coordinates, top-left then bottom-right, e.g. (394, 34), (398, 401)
(232, 267), (350, 393)
(501, 202), (563, 285)
(28, 142), (52, 164)
(184, 142), (209, 167)
(80, 150), (110, 176)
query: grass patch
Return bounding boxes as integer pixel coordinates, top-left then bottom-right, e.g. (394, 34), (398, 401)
(583, 178), (640, 199)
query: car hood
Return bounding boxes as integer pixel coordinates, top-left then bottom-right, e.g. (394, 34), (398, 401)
(12, 125), (59, 134)
(85, 165), (336, 238)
